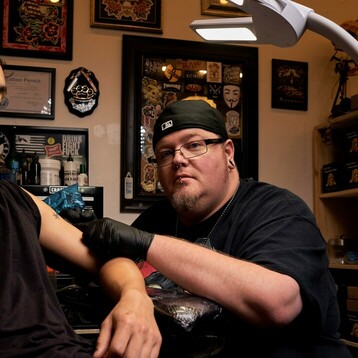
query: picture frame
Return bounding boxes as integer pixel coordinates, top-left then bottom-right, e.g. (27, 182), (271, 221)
(90, 0), (162, 34)
(120, 34), (258, 212)
(0, 65), (56, 120)
(201, 0), (248, 17)
(271, 59), (308, 111)
(0, 124), (88, 176)
(0, 0), (73, 61)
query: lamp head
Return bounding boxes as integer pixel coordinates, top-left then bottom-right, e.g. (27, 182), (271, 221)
(190, 17), (257, 43)
(190, 0), (358, 64)
(190, 0), (312, 47)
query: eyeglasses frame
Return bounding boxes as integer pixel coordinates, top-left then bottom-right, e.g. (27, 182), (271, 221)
(153, 137), (225, 168)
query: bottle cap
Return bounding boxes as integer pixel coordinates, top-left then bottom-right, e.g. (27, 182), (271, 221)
(10, 160), (19, 170)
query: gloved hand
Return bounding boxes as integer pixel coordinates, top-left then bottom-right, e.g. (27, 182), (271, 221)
(60, 207), (97, 232)
(82, 218), (154, 262)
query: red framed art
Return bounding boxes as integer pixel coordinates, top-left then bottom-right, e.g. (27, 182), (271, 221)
(90, 0), (162, 34)
(0, 0), (73, 60)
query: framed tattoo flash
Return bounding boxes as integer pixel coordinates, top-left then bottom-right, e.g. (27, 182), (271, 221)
(0, 0), (73, 60)
(90, 0), (162, 34)
(271, 59), (308, 111)
(120, 35), (258, 212)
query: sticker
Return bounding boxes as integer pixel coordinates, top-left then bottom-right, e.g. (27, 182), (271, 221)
(141, 164), (156, 192)
(207, 61), (222, 83)
(64, 67), (100, 118)
(125, 172), (133, 199)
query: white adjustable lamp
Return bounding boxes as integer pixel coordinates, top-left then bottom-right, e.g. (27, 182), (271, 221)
(190, 0), (358, 64)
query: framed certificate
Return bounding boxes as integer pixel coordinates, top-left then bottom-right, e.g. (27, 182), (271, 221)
(0, 65), (56, 120)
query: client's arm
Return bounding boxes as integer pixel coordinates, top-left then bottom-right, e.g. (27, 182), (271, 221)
(95, 258), (161, 358)
(24, 189), (161, 358)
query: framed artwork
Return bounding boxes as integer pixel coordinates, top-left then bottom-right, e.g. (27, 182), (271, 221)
(0, 65), (56, 120)
(0, 0), (73, 60)
(201, 0), (248, 17)
(120, 34), (258, 212)
(90, 0), (162, 34)
(0, 125), (88, 174)
(271, 59), (308, 111)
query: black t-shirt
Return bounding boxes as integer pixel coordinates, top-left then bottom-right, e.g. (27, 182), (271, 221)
(133, 178), (352, 357)
(0, 180), (93, 357)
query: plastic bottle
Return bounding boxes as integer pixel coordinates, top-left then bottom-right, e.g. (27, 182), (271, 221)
(59, 159), (64, 186)
(124, 172), (133, 199)
(20, 149), (29, 185)
(77, 163), (88, 186)
(10, 158), (20, 184)
(39, 158), (61, 185)
(30, 152), (41, 185)
(64, 153), (78, 186)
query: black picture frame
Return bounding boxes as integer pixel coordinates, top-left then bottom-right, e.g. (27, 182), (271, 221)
(120, 34), (258, 213)
(0, 65), (56, 120)
(0, 0), (73, 61)
(90, 0), (162, 34)
(271, 59), (308, 111)
(0, 124), (89, 177)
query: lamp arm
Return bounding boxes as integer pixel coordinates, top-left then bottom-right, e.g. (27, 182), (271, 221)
(307, 12), (358, 64)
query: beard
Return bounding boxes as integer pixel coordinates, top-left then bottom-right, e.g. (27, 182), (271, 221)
(170, 189), (200, 213)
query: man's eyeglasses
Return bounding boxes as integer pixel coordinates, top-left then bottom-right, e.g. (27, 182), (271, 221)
(153, 138), (225, 168)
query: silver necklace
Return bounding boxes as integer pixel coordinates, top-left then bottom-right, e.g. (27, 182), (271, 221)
(175, 186), (238, 239)
(207, 192), (236, 238)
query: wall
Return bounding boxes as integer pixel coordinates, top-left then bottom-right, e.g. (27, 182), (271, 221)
(0, 0), (357, 224)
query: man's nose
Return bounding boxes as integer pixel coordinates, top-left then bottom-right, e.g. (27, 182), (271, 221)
(172, 149), (187, 165)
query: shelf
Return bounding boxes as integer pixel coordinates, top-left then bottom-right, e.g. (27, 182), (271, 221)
(313, 111), (358, 241)
(315, 110), (358, 131)
(315, 109), (358, 358)
(329, 263), (358, 270)
(319, 188), (358, 199)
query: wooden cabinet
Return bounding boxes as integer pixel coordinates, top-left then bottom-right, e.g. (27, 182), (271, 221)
(313, 110), (358, 351)
(313, 110), (358, 242)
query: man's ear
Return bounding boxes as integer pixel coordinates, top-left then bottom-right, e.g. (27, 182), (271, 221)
(224, 138), (235, 158)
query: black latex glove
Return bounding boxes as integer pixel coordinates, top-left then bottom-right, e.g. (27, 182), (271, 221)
(60, 207), (97, 232)
(82, 217), (154, 262)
